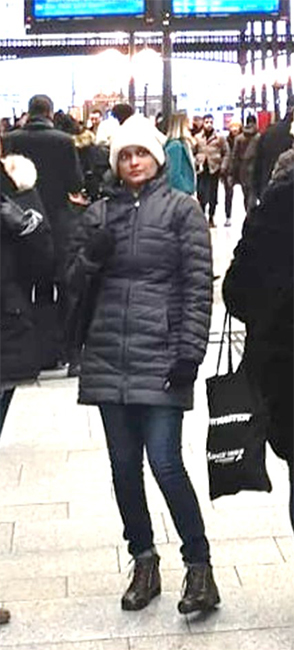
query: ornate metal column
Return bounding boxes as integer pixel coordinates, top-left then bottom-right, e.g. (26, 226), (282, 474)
(162, 26), (172, 126)
(128, 31), (136, 109)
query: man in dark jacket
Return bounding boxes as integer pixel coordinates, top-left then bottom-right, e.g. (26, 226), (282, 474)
(223, 149), (294, 530)
(3, 94), (84, 265)
(194, 114), (229, 227)
(3, 94), (84, 371)
(253, 94), (294, 200)
(231, 114), (260, 211)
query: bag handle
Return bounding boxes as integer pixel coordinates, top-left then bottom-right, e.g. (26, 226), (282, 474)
(216, 310), (233, 375)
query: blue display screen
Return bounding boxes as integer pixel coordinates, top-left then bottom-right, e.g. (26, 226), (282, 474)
(172, 0), (280, 14)
(33, 0), (145, 18)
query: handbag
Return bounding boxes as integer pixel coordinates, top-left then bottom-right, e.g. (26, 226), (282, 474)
(206, 311), (272, 500)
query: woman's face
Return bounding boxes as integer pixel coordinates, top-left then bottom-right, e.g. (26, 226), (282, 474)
(117, 146), (158, 190)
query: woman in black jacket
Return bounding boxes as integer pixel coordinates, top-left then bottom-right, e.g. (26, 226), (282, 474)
(0, 152), (54, 625)
(223, 148), (294, 530)
(0, 153), (54, 428)
(66, 115), (220, 615)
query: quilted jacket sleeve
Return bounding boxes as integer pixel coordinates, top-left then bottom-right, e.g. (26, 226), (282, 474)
(175, 194), (213, 365)
(65, 200), (110, 294)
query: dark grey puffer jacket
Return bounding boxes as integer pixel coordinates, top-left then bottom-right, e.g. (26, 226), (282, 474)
(67, 170), (212, 410)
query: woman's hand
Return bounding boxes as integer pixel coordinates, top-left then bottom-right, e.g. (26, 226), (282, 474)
(164, 359), (198, 390)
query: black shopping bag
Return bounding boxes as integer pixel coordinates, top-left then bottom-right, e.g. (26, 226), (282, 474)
(206, 312), (272, 500)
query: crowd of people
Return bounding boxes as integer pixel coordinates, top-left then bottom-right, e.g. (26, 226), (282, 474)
(0, 92), (293, 625)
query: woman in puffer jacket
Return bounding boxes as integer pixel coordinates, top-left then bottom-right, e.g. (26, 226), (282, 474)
(66, 115), (220, 615)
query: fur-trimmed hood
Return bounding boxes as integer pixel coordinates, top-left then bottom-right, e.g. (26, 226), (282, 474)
(0, 154), (37, 191)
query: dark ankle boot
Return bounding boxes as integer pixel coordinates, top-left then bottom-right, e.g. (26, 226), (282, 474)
(121, 553), (161, 611)
(178, 563), (220, 614)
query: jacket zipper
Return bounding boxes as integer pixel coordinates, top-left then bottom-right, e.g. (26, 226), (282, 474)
(121, 198), (140, 402)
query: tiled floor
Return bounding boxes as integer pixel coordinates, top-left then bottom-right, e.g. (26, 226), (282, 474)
(0, 185), (293, 649)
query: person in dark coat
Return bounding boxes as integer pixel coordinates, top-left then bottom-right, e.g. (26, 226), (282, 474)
(2, 94), (84, 372)
(253, 94), (294, 200)
(66, 115), (220, 615)
(223, 148), (294, 530)
(73, 126), (110, 202)
(0, 154), (54, 625)
(2, 95), (84, 256)
(0, 151), (54, 411)
(231, 114), (260, 211)
(194, 114), (230, 227)
(222, 119), (242, 226)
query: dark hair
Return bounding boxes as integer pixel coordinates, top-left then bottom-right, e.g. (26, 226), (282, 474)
(53, 110), (80, 135)
(203, 113), (214, 121)
(28, 94), (54, 118)
(90, 108), (102, 116)
(246, 114), (257, 126)
(111, 103), (134, 124)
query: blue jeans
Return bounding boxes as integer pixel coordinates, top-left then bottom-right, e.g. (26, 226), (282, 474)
(99, 404), (210, 564)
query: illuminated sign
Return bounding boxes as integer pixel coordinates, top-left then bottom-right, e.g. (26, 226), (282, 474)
(32, 0), (145, 19)
(172, 0), (280, 15)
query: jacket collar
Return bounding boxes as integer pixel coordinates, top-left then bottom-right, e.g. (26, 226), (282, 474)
(25, 116), (54, 130)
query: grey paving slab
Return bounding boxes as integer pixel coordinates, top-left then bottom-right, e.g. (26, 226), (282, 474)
(0, 502), (68, 523)
(160, 566), (240, 593)
(0, 383), (93, 450)
(67, 566), (240, 600)
(235, 562), (294, 596)
(129, 628), (294, 650)
(162, 503), (292, 542)
(66, 450), (111, 473)
(186, 584), (294, 634)
(68, 572), (128, 598)
(0, 594), (189, 646)
(0, 548), (119, 581)
(2, 576), (67, 601)
(0, 448), (68, 465)
(1, 641), (128, 650)
(209, 536), (286, 565)
(0, 461), (22, 493)
(1, 467), (113, 507)
(12, 513), (167, 553)
(68, 496), (119, 519)
(118, 537), (285, 573)
(18, 456), (74, 486)
(274, 537), (294, 562)
(0, 522), (13, 554)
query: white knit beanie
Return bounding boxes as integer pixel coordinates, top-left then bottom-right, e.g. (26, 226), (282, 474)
(109, 115), (165, 175)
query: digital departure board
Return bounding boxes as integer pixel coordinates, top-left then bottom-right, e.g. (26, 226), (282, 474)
(32, 0), (145, 18)
(172, 0), (280, 15)
(25, 0), (284, 33)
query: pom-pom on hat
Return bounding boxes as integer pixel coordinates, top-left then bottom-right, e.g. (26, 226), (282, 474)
(109, 115), (165, 175)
